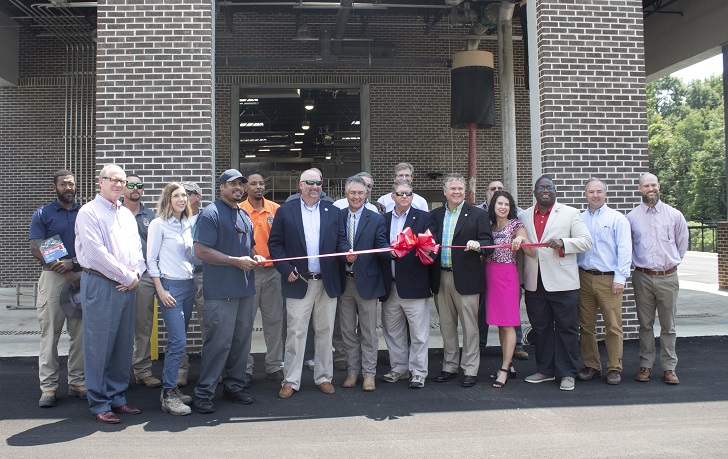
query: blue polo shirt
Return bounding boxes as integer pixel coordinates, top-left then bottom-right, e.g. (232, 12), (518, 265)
(194, 199), (256, 300)
(28, 200), (80, 260)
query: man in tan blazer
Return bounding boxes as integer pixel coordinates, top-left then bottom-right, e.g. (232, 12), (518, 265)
(518, 176), (592, 391)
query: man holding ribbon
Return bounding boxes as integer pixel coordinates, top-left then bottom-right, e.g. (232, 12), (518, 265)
(430, 174), (493, 388)
(269, 169), (351, 399)
(381, 180), (437, 389)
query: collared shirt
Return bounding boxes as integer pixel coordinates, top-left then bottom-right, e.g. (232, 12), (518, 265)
(301, 199), (322, 274)
(28, 200), (81, 260)
(146, 215), (194, 280)
(345, 206), (365, 272)
(333, 197), (378, 213)
(626, 200), (688, 271)
(240, 197), (280, 266)
(389, 206), (410, 278)
(377, 192), (429, 213)
(440, 201), (463, 268)
(534, 203), (555, 242)
(577, 204), (632, 285)
(75, 194), (146, 286)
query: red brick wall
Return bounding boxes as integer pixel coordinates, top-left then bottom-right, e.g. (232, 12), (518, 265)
(718, 222), (728, 290)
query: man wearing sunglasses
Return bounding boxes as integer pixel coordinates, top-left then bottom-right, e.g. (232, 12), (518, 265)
(269, 169), (351, 399)
(519, 175), (592, 391)
(192, 169), (266, 414)
(119, 174), (161, 389)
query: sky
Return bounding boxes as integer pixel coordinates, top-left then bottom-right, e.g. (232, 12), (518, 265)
(672, 54), (723, 82)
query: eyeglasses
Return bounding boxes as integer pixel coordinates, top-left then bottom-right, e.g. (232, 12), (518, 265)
(489, 186), (503, 191)
(100, 177), (127, 186)
(394, 191), (413, 197)
(235, 209), (249, 235)
(125, 183), (144, 190)
(365, 183), (373, 189)
(303, 180), (323, 186)
(536, 185), (556, 192)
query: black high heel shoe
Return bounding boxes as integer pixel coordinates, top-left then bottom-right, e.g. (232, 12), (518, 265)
(490, 363), (517, 380)
(491, 368), (510, 388)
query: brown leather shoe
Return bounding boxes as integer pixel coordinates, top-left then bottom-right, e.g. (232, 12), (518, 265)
(606, 370), (622, 385)
(663, 370), (680, 385)
(111, 404), (141, 415)
(317, 381), (335, 394)
(68, 385), (87, 400)
(342, 374), (358, 388)
(93, 410), (121, 424)
(635, 367), (652, 382)
(278, 383), (295, 399)
(577, 367), (602, 381)
(136, 376), (162, 388)
(362, 376), (376, 392)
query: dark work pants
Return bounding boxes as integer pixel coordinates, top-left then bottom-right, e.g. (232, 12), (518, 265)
(524, 275), (580, 378)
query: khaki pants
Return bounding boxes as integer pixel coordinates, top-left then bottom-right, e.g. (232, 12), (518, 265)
(246, 266), (284, 374)
(382, 283), (430, 377)
(338, 276), (379, 377)
(578, 271), (623, 372)
(435, 271), (480, 376)
(632, 270), (679, 370)
(132, 272), (156, 379)
(37, 270), (84, 392)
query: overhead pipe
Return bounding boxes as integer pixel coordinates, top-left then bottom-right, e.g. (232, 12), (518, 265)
(220, 56), (449, 68)
(332, 0), (353, 55)
(498, 0), (517, 195)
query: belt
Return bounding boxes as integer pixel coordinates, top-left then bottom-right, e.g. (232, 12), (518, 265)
(634, 266), (677, 276)
(83, 268), (111, 281)
(302, 273), (322, 280)
(580, 268), (614, 276)
(193, 264), (203, 273)
(441, 266), (453, 272)
(42, 262), (82, 272)
(346, 271), (355, 277)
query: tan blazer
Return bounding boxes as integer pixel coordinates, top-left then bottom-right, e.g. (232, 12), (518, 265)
(518, 202), (592, 292)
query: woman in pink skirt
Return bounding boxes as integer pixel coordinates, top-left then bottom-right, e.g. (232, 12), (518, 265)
(485, 191), (535, 388)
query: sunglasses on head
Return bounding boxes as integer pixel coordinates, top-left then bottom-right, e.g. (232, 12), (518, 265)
(235, 209), (249, 235)
(394, 191), (413, 197)
(125, 183), (144, 190)
(303, 180), (323, 186)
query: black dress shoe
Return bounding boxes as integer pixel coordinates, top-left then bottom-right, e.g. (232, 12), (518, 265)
(435, 371), (458, 383)
(223, 388), (254, 405)
(93, 410), (121, 424)
(461, 375), (477, 387)
(111, 404), (141, 415)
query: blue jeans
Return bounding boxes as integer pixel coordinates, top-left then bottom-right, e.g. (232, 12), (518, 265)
(158, 278), (196, 389)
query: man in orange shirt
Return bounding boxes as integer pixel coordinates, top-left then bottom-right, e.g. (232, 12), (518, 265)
(240, 172), (284, 384)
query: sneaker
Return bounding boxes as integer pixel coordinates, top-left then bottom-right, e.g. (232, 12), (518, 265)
(409, 374), (426, 388)
(159, 388), (192, 405)
(161, 389), (192, 416)
(513, 348), (530, 360)
(136, 375), (162, 388)
(606, 370), (622, 385)
(304, 359), (315, 370)
(560, 377), (575, 391)
(265, 370), (285, 383)
(39, 390), (56, 408)
(194, 396), (215, 414)
(382, 371), (409, 383)
(525, 373), (556, 384)
(177, 370), (188, 387)
(68, 385), (88, 400)
(222, 388), (254, 405)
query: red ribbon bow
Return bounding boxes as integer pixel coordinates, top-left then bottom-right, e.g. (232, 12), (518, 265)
(390, 227), (417, 258)
(415, 229), (439, 265)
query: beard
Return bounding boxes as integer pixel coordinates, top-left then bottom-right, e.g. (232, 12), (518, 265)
(56, 189), (75, 205)
(641, 191), (659, 205)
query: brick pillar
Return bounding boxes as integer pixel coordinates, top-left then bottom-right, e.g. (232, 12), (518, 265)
(718, 222), (728, 290)
(533, 0), (649, 338)
(96, 0), (215, 354)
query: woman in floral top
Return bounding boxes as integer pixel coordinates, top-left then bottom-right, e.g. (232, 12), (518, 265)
(485, 191), (535, 388)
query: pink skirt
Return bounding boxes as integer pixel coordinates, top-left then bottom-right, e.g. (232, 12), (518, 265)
(485, 261), (521, 326)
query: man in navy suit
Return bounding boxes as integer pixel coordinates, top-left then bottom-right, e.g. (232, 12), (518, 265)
(338, 175), (390, 392)
(268, 169), (351, 399)
(430, 174), (493, 388)
(381, 180), (437, 389)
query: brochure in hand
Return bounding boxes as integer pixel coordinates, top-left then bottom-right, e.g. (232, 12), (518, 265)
(39, 235), (68, 264)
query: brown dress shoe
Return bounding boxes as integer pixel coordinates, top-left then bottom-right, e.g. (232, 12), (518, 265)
(93, 410), (121, 424)
(606, 370), (622, 385)
(635, 367), (652, 382)
(317, 381), (335, 394)
(663, 370), (680, 385)
(362, 377), (376, 392)
(68, 385), (88, 400)
(342, 374), (358, 388)
(136, 376), (162, 388)
(278, 383), (295, 399)
(577, 367), (602, 381)
(111, 404), (141, 415)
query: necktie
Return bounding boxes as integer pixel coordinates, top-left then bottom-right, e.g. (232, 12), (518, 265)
(348, 212), (355, 248)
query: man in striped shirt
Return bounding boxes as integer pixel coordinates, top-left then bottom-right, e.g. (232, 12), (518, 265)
(75, 164), (146, 424)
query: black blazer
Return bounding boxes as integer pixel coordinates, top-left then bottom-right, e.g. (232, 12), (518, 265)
(429, 203), (493, 296)
(268, 198), (350, 299)
(339, 207), (390, 300)
(381, 207), (437, 300)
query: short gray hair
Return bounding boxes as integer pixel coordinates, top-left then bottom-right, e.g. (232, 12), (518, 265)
(391, 179), (412, 192)
(345, 175), (367, 192)
(584, 177), (607, 191)
(442, 173), (466, 190)
(356, 171), (373, 181)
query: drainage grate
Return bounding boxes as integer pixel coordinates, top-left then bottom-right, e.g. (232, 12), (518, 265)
(0, 330), (55, 336)
(676, 313), (718, 319)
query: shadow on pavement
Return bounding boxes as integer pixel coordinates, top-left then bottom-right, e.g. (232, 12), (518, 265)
(3, 335), (727, 447)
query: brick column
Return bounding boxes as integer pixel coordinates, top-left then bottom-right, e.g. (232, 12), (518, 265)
(533, 0), (649, 338)
(96, 0), (215, 354)
(718, 222), (728, 290)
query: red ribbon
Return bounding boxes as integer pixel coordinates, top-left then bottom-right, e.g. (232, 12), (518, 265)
(415, 229), (440, 265)
(390, 227), (417, 258)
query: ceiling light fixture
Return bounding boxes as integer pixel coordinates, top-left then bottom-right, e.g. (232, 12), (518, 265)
(304, 99), (315, 110)
(294, 141), (303, 144)
(301, 120), (311, 130)
(294, 132), (305, 136)
(325, 154), (332, 160)
(290, 148), (302, 151)
(351, 120), (360, 125)
(244, 154), (257, 158)
(240, 122), (264, 127)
